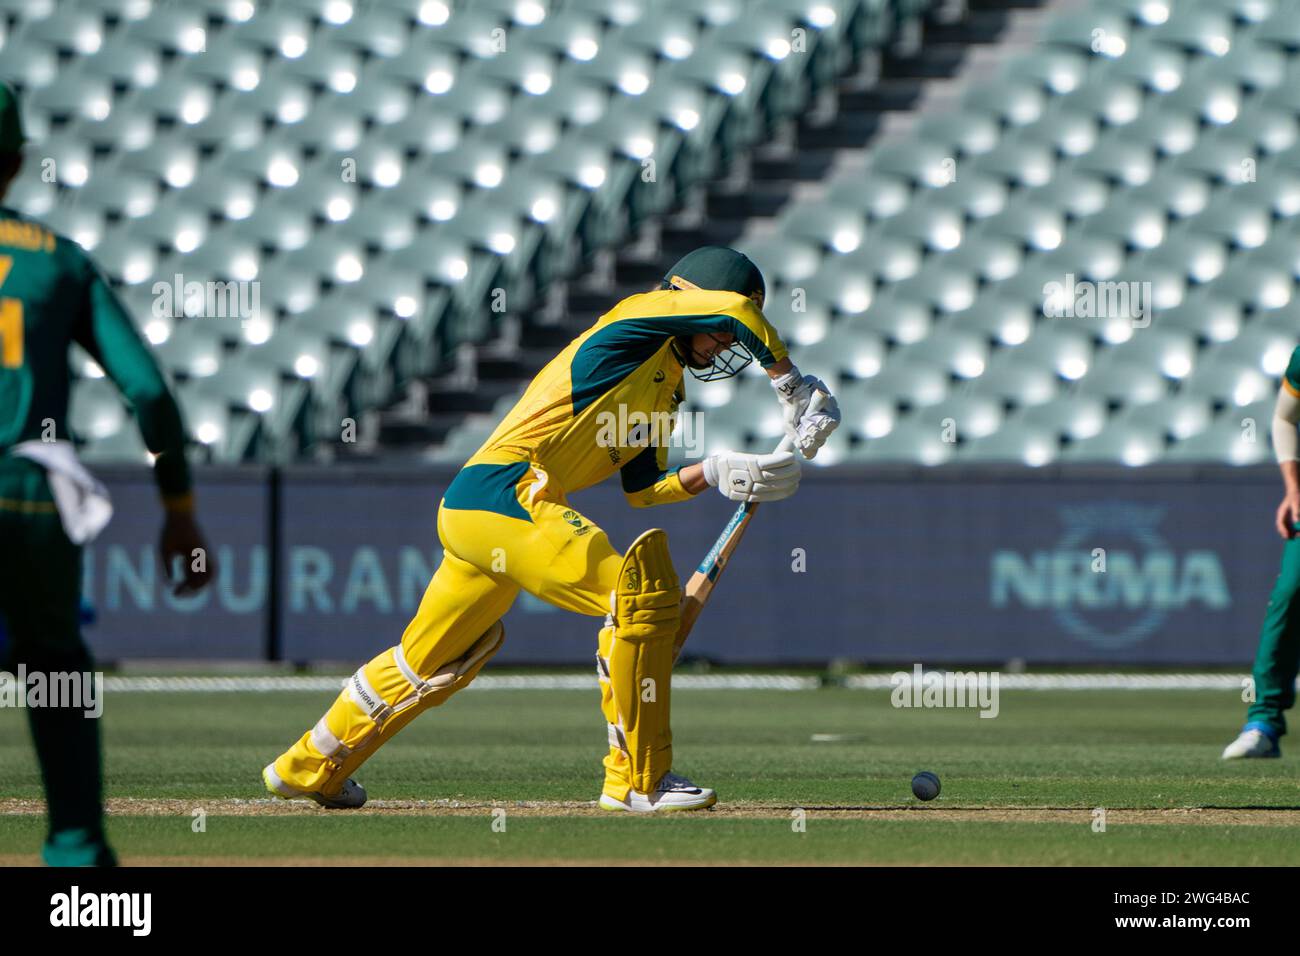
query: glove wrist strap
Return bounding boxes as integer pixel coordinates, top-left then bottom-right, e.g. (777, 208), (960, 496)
(701, 455), (720, 488)
(770, 366), (804, 398)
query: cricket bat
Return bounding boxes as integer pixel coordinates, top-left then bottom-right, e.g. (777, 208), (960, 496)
(672, 393), (824, 663)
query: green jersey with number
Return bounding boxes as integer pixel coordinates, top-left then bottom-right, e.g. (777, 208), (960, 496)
(0, 205), (191, 497)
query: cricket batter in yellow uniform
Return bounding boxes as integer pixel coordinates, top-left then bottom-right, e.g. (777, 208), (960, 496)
(264, 246), (840, 811)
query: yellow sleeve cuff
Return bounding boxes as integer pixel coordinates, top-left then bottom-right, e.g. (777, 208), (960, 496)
(626, 469), (694, 508)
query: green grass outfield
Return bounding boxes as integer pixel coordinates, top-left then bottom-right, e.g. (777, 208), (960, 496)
(1, 684), (1297, 865)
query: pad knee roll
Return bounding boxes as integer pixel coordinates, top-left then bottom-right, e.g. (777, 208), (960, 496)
(315, 620), (505, 771)
(612, 528), (681, 643)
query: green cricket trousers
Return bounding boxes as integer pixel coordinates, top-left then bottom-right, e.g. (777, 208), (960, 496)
(1244, 524), (1300, 737)
(0, 454), (109, 859)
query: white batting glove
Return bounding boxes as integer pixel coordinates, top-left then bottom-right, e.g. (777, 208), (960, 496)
(771, 367), (841, 459)
(702, 449), (802, 503)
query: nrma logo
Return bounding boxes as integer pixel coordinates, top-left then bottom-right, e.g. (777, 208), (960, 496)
(990, 503), (1230, 649)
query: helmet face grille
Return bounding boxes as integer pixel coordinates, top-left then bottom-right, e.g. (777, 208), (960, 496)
(687, 340), (754, 381)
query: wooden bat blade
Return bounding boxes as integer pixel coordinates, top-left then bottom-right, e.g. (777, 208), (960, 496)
(671, 404), (817, 663)
(672, 500), (758, 660)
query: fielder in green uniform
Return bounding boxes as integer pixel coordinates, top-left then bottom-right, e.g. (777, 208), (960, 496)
(0, 83), (213, 863)
(1222, 345), (1300, 759)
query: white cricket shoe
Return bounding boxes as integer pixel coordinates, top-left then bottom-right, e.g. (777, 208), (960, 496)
(599, 771), (717, 813)
(263, 762), (368, 809)
(1221, 728), (1280, 759)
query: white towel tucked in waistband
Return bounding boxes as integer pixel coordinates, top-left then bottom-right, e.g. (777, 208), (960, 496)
(8, 440), (114, 544)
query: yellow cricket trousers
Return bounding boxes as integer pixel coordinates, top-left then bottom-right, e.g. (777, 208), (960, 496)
(270, 459), (676, 800)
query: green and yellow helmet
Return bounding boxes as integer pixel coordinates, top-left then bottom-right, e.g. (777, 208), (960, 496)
(661, 246), (766, 381)
(660, 245), (766, 305)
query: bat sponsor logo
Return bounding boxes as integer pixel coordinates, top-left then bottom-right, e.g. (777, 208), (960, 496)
(696, 505), (751, 574)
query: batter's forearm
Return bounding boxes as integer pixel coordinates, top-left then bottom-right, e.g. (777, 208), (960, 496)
(679, 461), (708, 494)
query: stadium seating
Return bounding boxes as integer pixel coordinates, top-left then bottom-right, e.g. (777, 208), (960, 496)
(725, 0), (1300, 467)
(6, 0), (926, 462)
(4, 0), (1297, 469)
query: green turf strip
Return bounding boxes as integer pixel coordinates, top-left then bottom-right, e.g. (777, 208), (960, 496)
(2, 815), (1299, 866)
(2, 688), (1298, 864)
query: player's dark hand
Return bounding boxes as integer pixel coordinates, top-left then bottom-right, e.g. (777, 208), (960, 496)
(1274, 492), (1300, 540)
(160, 512), (215, 596)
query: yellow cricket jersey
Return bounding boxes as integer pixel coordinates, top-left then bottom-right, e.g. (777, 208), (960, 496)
(445, 288), (788, 516)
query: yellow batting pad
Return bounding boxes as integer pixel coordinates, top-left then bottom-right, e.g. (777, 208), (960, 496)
(274, 622), (504, 796)
(598, 529), (681, 798)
